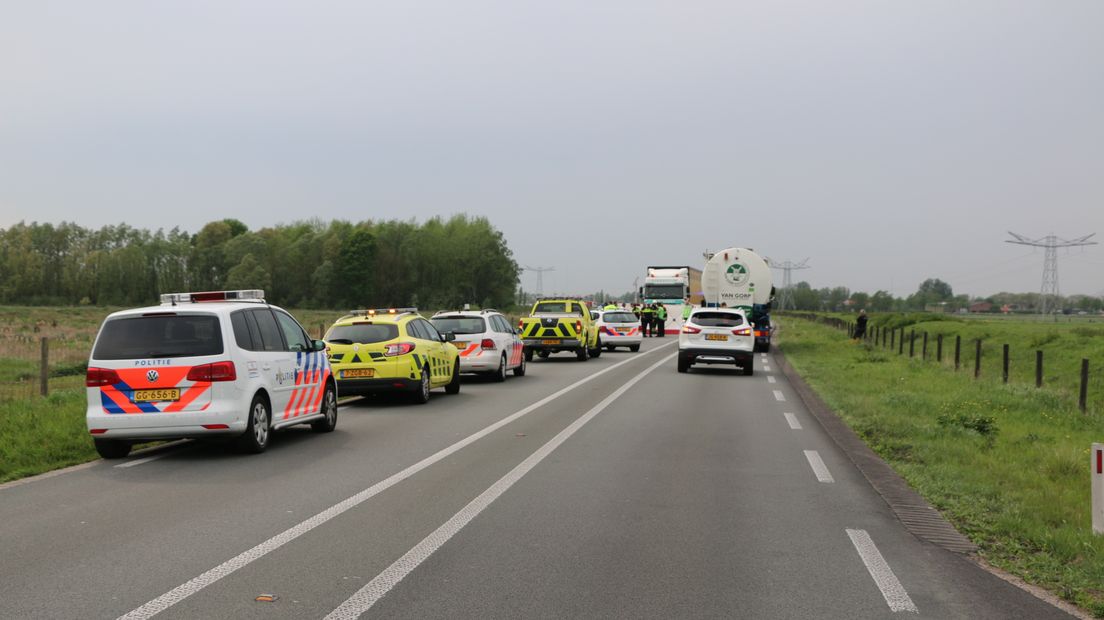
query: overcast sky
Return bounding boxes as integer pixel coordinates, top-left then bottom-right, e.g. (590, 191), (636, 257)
(2, 1), (1102, 299)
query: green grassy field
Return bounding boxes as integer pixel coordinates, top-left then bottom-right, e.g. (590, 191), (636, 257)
(779, 315), (1104, 616)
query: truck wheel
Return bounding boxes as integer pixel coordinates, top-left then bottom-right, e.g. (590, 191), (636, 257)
(93, 438), (132, 459)
(589, 337), (602, 358)
(576, 345), (589, 361)
(763, 343), (771, 353)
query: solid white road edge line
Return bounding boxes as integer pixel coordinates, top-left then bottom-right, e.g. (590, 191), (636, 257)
(803, 450), (835, 483)
(773, 390), (786, 401)
(767, 375), (776, 384)
(784, 412), (802, 430)
(117, 341), (677, 620)
(323, 353), (677, 620)
(846, 528), (919, 613)
(114, 452), (173, 469)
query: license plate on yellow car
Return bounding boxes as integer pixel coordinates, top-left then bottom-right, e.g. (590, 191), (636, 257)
(705, 334), (728, 342)
(133, 389), (180, 402)
(342, 369), (375, 378)
(542, 339), (560, 345)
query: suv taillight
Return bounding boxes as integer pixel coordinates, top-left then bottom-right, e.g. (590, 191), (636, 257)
(86, 367), (120, 387)
(682, 325), (701, 334)
(733, 327), (752, 336)
(384, 342), (416, 356)
(187, 361), (237, 382)
(481, 339), (496, 350)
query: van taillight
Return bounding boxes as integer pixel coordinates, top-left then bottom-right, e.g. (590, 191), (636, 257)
(187, 361), (237, 382)
(86, 367), (120, 387)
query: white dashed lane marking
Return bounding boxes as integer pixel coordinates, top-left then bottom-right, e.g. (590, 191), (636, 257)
(784, 413), (802, 430)
(323, 354), (676, 620)
(773, 390), (786, 402)
(767, 375), (776, 384)
(846, 529), (919, 613)
(114, 453), (172, 469)
(803, 450), (834, 483)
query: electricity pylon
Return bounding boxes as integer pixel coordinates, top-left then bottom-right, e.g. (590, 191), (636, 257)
(1006, 232), (1096, 315)
(524, 265), (555, 297)
(768, 258), (810, 310)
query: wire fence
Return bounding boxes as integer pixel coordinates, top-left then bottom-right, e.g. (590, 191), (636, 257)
(0, 333), (94, 402)
(785, 312), (1098, 415)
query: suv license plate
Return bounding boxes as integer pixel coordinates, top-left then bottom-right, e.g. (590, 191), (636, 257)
(133, 389), (180, 402)
(705, 334), (728, 342)
(343, 369), (375, 378)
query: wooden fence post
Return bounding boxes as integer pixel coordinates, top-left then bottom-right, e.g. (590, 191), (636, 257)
(1002, 344), (1009, 384)
(39, 336), (49, 397)
(955, 335), (961, 371)
(974, 339), (982, 379)
(1081, 359), (1090, 413)
(922, 332), (928, 360)
(937, 334), (943, 363)
(1035, 350), (1043, 388)
(899, 329), (905, 355)
(909, 330), (915, 358)
(890, 329), (895, 350)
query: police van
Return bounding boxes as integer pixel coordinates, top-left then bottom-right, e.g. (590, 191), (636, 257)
(85, 290), (337, 458)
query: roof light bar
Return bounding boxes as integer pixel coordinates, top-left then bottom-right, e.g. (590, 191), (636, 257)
(160, 290), (265, 304)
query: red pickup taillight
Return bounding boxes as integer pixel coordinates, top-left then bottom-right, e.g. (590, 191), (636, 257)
(384, 342), (416, 356)
(575, 320), (582, 333)
(187, 361), (237, 382)
(86, 367), (121, 387)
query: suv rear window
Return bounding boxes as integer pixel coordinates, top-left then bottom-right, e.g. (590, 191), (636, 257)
(690, 312), (745, 328)
(327, 324), (398, 344)
(431, 317), (486, 335)
(602, 312), (638, 323)
(93, 314), (223, 360)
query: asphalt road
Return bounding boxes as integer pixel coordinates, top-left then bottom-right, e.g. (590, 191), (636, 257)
(0, 338), (1074, 619)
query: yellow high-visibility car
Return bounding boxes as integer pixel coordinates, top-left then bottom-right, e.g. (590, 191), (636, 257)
(324, 308), (460, 403)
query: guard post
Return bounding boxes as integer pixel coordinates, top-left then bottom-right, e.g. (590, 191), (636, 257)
(1094, 443), (1104, 535)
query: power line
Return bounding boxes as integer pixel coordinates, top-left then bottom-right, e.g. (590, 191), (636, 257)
(523, 265), (555, 297)
(768, 258), (811, 310)
(1005, 231), (1097, 315)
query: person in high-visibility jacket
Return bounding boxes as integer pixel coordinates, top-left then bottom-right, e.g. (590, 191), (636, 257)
(655, 304), (667, 337)
(641, 304), (655, 337)
(681, 298), (693, 322)
(604, 302), (618, 310)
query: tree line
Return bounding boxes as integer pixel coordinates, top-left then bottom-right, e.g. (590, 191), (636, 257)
(0, 216), (521, 310)
(781, 278), (1104, 314)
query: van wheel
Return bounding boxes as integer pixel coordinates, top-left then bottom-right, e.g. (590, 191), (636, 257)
(445, 360), (461, 394)
(311, 383), (337, 433)
(492, 354), (507, 382)
(236, 395), (271, 453)
(93, 438), (131, 459)
(412, 368), (431, 404)
(513, 353), (527, 376)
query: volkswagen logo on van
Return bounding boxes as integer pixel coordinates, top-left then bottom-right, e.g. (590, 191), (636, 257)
(146, 369), (159, 383)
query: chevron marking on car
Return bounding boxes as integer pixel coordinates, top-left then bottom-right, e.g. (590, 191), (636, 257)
(458, 343), (480, 358)
(101, 367), (211, 415)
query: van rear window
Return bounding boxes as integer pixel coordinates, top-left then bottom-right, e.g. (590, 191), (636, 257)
(93, 315), (223, 360)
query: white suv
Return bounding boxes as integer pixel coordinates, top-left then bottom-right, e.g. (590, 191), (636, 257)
(431, 309), (526, 381)
(85, 290), (337, 458)
(677, 307), (755, 375)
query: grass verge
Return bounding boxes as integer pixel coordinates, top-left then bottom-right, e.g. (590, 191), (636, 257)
(0, 389), (96, 484)
(779, 317), (1104, 616)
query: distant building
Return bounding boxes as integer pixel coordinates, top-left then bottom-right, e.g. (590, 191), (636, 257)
(969, 301), (993, 313)
(925, 303), (948, 314)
